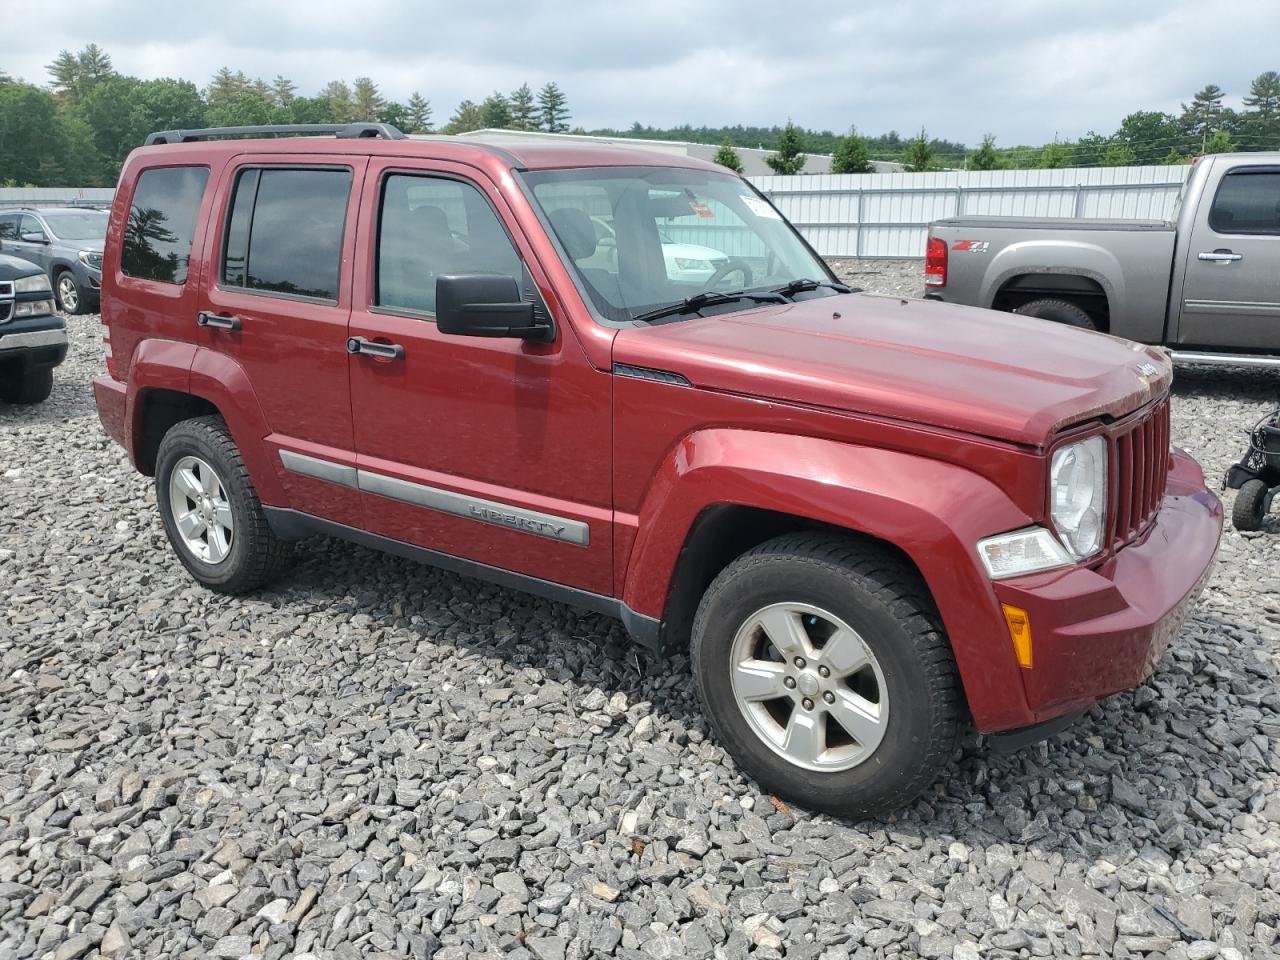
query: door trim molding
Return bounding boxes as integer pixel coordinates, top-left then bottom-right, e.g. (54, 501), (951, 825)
(279, 450), (590, 546)
(262, 507), (660, 649)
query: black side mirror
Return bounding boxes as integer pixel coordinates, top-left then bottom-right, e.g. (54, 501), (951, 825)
(435, 274), (552, 342)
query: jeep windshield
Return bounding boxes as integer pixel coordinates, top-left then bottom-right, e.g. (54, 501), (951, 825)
(522, 166), (837, 325)
(41, 210), (108, 242)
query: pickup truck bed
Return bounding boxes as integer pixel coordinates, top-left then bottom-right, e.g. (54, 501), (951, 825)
(926, 154), (1280, 362)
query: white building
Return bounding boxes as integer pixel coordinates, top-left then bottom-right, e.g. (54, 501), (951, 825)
(456, 129), (904, 176)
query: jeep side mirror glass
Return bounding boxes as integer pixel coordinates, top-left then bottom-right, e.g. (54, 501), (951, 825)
(435, 274), (552, 342)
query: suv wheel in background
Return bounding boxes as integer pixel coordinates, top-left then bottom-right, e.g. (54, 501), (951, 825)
(690, 533), (963, 819)
(0, 368), (54, 405)
(55, 269), (84, 315)
(155, 416), (293, 593)
(1013, 297), (1097, 331)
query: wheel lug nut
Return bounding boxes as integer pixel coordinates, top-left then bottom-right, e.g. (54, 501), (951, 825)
(802, 698), (814, 711)
(783, 677), (796, 689)
(794, 657), (806, 669)
(823, 691), (835, 704)
(818, 665), (830, 678)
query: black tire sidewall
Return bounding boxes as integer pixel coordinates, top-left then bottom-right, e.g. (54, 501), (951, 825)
(692, 554), (948, 816)
(1, 367), (54, 404)
(155, 424), (259, 589)
(1014, 298), (1096, 330)
(1232, 478), (1269, 531)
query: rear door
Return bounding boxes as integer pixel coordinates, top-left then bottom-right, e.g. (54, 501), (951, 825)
(196, 155), (368, 527)
(1176, 163), (1280, 349)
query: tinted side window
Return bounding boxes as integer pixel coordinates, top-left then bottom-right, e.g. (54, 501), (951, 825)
(377, 174), (521, 314)
(19, 214), (45, 239)
(122, 166), (210, 284)
(0, 215), (17, 241)
(223, 168), (351, 301)
(1210, 170), (1280, 235)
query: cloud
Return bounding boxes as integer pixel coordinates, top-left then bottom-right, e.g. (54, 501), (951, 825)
(6, 0), (1278, 146)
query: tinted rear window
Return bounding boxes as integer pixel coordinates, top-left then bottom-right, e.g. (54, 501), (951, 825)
(222, 167), (351, 301)
(1209, 169), (1280, 235)
(122, 166), (209, 284)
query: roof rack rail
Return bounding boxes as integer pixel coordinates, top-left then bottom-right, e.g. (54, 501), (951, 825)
(144, 122), (406, 146)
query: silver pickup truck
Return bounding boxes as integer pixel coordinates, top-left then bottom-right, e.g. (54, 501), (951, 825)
(924, 152), (1280, 366)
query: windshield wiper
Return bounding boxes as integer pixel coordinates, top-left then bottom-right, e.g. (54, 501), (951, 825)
(631, 290), (787, 324)
(771, 278), (854, 298)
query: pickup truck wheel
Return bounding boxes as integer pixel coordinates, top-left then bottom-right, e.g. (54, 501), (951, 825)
(691, 534), (962, 819)
(1232, 478), (1270, 531)
(1012, 297), (1096, 330)
(0, 367), (54, 404)
(55, 270), (84, 315)
(155, 416), (292, 593)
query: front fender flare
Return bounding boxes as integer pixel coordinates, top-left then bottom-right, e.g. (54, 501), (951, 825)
(622, 429), (1038, 730)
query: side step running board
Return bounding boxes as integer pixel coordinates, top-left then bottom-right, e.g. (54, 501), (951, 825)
(1168, 351), (1280, 370)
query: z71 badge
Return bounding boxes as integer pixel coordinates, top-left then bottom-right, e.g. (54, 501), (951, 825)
(952, 240), (990, 253)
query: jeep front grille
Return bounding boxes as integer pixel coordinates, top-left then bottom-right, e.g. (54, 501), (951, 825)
(1112, 398), (1171, 546)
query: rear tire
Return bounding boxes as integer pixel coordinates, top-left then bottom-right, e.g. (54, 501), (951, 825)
(0, 368), (54, 404)
(690, 533), (963, 819)
(1232, 478), (1269, 532)
(1013, 297), (1097, 330)
(155, 415), (293, 593)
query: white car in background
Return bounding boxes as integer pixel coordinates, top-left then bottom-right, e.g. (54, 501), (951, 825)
(587, 216), (731, 283)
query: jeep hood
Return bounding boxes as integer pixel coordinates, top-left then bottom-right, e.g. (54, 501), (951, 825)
(612, 293), (1172, 447)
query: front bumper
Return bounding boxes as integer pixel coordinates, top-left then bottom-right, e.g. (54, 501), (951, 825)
(0, 315), (69, 370)
(987, 449), (1222, 728)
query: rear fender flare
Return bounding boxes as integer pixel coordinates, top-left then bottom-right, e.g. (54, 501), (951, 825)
(622, 429), (1037, 730)
(982, 240), (1122, 316)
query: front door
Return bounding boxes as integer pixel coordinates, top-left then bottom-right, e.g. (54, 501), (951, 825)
(196, 156), (369, 527)
(6, 213), (52, 276)
(1176, 163), (1280, 349)
(346, 160), (615, 596)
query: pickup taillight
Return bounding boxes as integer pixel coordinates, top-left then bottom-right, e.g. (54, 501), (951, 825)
(925, 236), (948, 288)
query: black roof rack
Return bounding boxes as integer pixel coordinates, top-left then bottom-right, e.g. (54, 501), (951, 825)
(144, 122), (406, 146)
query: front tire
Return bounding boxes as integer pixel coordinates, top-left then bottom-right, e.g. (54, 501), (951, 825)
(55, 269), (84, 315)
(0, 368), (54, 404)
(1013, 297), (1097, 330)
(1232, 478), (1270, 531)
(155, 416), (292, 593)
(691, 534), (963, 819)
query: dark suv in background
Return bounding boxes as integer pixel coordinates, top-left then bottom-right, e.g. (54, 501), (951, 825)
(0, 206), (108, 315)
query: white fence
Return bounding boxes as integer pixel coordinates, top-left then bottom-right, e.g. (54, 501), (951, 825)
(4, 165), (1191, 260)
(751, 165), (1190, 259)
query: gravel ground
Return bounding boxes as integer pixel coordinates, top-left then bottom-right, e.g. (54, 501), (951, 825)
(2, 267), (1279, 960)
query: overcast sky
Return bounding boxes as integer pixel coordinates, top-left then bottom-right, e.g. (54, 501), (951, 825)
(5, 0), (1278, 147)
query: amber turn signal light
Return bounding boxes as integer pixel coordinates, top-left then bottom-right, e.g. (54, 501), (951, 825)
(1001, 604), (1033, 668)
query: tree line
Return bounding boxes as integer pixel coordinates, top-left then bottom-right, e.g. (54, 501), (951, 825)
(0, 44), (573, 186)
(0, 45), (1277, 184)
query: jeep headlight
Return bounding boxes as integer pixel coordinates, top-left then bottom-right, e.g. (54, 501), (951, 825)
(1050, 436), (1107, 559)
(14, 274), (52, 294)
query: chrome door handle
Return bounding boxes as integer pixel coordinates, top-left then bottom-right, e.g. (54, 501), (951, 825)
(346, 336), (404, 360)
(197, 311), (242, 330)
(1198, 251), (1243, 263)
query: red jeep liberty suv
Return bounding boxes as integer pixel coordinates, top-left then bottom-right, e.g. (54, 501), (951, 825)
(94, 123), (1222, 817)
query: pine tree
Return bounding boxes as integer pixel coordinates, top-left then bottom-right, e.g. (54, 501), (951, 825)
(207, 68), (250, 106)
(77, 45), (114, 85)
(271, 75), (296, 106)
(537, 82), (570, 133)
(830, 128), (873, 174)
(1101, 142), (1137, 166)
(46, 50), (81, 99)
(969, 134), (1000, 170)
(352, 77), (383, 121)
(443, 100), (483, 134)
(322, 80), (355, 123)
(405, 92), (432, 133)
(250, 78), (273, 103)
(901, 128), (937, 172)
(1181, 84), (1225, 147)
(479, 92), (512, 129)
(765, 121), (806, 175)
(509, 83), (536, 131)
(712, 140), (744, 173)
(47, 44), (115, 103)
(1242, 71), (1280, 150)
